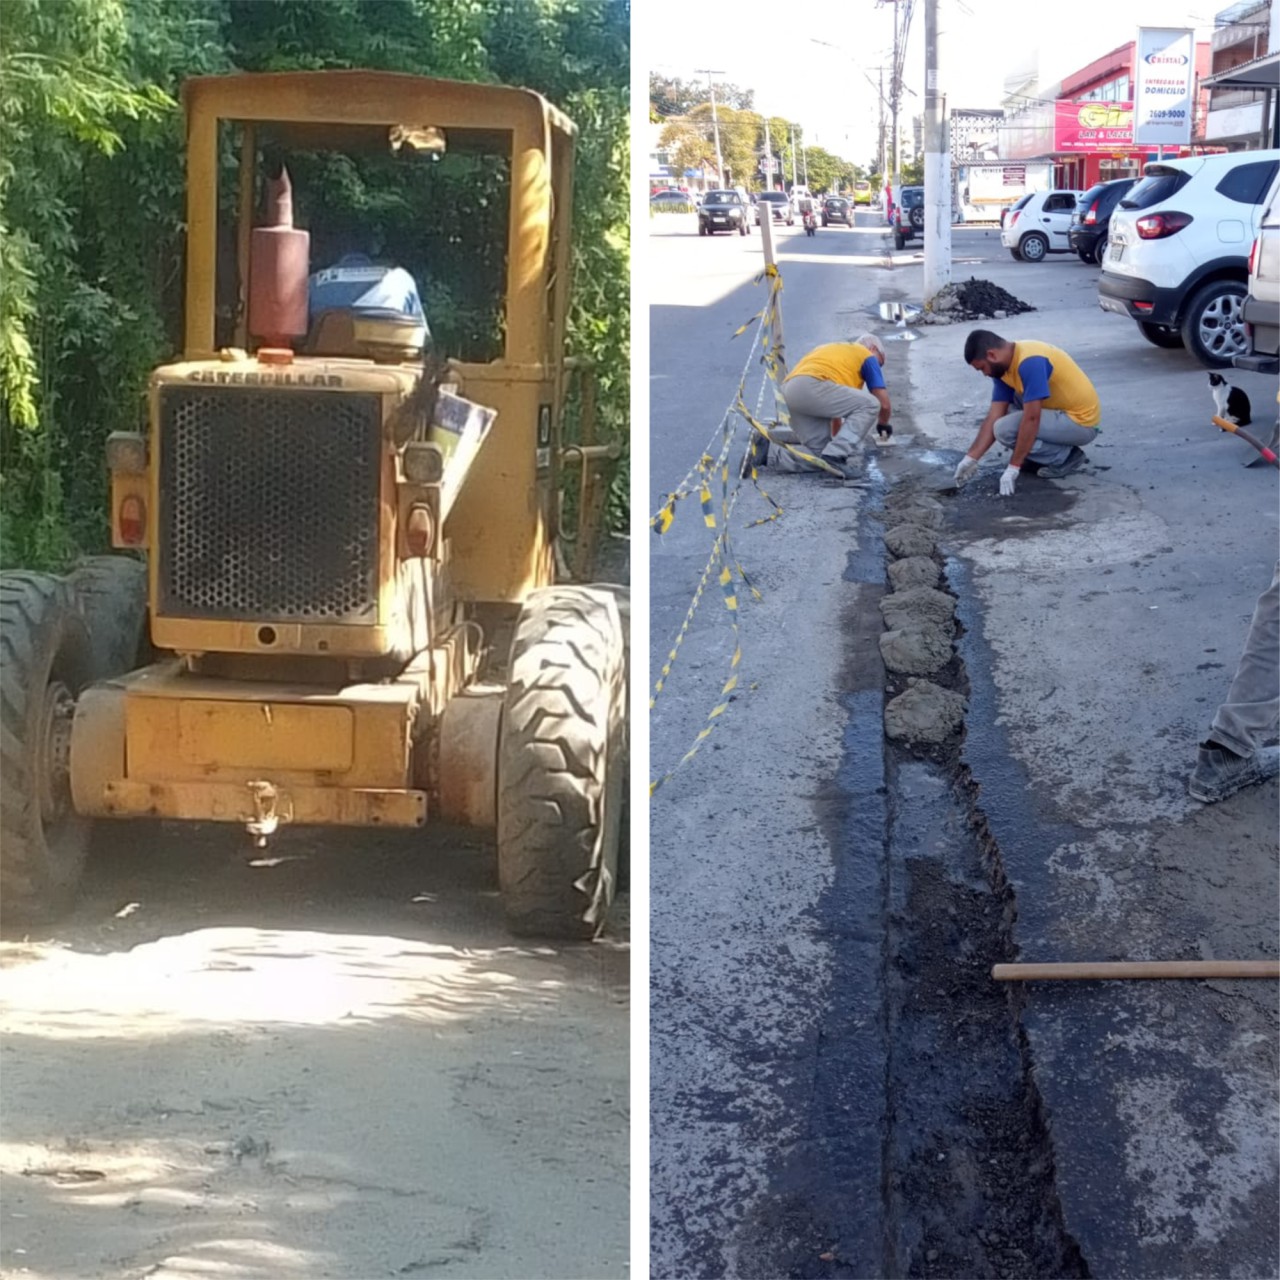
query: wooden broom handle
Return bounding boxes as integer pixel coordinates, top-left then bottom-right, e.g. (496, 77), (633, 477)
(992, 960), (1279, 982)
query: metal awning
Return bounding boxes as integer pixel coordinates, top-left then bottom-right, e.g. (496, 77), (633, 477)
(1201, 51), (1280, 89)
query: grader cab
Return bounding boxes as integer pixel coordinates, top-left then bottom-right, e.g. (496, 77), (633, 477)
(0, 72), (626, 939)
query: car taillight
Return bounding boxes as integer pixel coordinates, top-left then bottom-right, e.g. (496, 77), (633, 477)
(1135, 211), (1194, 239)
(1009, 211), (1020, 228)
(1083, 201), (1099, 226)
(1248, 237), (1259, 277)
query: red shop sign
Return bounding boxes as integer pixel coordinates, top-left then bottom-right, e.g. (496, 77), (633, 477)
(1054, 100), (1135, 152)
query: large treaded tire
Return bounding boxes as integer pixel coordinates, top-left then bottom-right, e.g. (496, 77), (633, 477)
(0, 573), (95, 922)
(497, 586), (626, 938)
(67, 555), (148, 680)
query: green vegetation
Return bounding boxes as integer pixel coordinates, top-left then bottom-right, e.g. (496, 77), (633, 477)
(650, 76), (867, 196)
(1, 0), (629, 568)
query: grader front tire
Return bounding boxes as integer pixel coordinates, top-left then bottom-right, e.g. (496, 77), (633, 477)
(497, 586), (626, 939)
(0, 574), (95, 922)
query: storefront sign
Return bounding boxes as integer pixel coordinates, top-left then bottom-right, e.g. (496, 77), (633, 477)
(1001, 166), (1025, 186)
(1134, 27), (1195, 146)
(1054, 101), (1135, 151)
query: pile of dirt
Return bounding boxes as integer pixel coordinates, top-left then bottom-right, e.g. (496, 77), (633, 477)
(933, 277), (1036, 322)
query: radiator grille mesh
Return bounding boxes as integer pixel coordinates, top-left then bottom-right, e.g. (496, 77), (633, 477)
(158, 387), (382, 622)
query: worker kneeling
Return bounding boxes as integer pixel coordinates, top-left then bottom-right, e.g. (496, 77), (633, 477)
(954, 329), (1100, 496)
(771, 334), (891, 478)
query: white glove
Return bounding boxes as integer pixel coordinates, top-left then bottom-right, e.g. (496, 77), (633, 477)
(999, 464), (1020, 497)
(953, 455), (980, 486)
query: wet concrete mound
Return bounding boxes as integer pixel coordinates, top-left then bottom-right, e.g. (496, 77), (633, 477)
(880, 623), (954, 676)
(888, 555), (942, 591)
(881, 585), (957, 630)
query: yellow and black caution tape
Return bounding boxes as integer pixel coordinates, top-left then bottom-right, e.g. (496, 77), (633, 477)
(650, 260), (833, 795)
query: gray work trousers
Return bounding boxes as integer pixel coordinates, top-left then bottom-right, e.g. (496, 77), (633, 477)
(771, 375), (880, 471)
(1210, 562), (1280, 758)
(994, 410), (1097, 468)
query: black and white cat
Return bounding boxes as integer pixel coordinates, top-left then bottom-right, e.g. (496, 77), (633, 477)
(1208, 372), (1252, 426)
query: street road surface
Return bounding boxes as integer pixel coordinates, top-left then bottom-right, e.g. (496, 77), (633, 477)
(649, 206), (1278, 1278)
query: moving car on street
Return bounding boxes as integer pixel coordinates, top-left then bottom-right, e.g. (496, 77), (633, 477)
(1068, 177), (1138, 265)
(1001, 189), (1084, 261)
(822, 196), (853, 227)
(755, 190), (795, 227)
(651, 189), (693, 210)
(853, 180), (872, 205)
(1098, 150), (1280, 366)
(698, 189), (751, 237)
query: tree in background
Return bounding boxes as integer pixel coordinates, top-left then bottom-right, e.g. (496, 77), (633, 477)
(649, 72), (754, 118)
(1, 0), (629, 567)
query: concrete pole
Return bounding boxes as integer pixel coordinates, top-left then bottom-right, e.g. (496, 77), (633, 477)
(878, 67), (887, 203)
(891, 15), (902, 213)
(758, 211), (785, 372)
(764, 118), (774, 188)
(923, 0), (951, 302)
(696, 69), (726, 188)
(789, 123), (798, 189)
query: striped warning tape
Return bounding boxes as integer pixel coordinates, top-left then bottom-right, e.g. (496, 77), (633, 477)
(650, 262), (824, 796)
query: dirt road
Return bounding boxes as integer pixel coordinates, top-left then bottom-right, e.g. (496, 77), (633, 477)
(0, 828), (628, 1279)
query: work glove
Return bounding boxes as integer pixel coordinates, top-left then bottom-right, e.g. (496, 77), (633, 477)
(953, 454), (980, 487)
(999, 464), (1020, 497)
(876, 422), (894, 441)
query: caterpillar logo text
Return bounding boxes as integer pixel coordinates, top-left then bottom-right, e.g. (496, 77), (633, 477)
(187, 370), (345, 386)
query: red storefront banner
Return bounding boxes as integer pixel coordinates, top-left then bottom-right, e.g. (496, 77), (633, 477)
(1054, 101), (1135, 152)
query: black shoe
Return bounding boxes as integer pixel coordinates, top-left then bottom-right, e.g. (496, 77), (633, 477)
(1039, 445), (1087, 479)
(1188, 742), (1280, 803)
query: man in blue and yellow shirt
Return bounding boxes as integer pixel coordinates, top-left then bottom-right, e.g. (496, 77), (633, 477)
(772, 334), (892, 474)
(953, 330), (1101, 496)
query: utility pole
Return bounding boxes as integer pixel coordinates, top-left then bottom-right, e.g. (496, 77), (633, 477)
(878, 66), (887, 198)
(764, 117), (774, 189)
(923, 0), (951, 301)
(891, 5), (901, 209)
(789, 123), (798, 189)
(696, 68), (726, 188)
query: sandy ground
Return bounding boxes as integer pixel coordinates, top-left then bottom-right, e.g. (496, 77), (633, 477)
(0, 824), (628, 1279)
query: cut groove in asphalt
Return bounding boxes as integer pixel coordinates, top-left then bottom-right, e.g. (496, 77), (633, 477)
(732, 457), (1093, 1278)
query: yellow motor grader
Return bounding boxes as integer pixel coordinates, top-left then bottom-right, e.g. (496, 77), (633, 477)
(0, 71), (627, 938)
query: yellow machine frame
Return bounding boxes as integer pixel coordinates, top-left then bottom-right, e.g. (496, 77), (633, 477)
(80, 71), (584, 834)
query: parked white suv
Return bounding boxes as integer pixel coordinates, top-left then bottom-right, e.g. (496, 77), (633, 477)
(1098, 150), (1280, 367)
(1000, 189), (1084, 262)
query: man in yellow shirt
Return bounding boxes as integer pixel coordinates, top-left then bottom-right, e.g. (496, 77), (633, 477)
(771, 334), (892, 475)
(953, 330), (1101, 496)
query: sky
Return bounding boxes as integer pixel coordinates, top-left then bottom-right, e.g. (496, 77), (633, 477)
(647, 0), (1217, 167)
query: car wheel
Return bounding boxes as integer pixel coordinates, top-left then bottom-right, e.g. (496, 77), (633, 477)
(698, 222), (706, 236)
(1077, 248), (1093, 262)
(1180, 279), (1249, 368)
(1136, 321), (1185, 349)
(1009, 247), (1023, 261)
(1019, 232), (1048, 262)
(909, 206), (924, 229)
(739, 221), (747, 236)
(1093, 236), (1109, 266)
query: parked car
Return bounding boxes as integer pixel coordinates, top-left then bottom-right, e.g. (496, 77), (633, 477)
(698, 189), (751, 237)
(1000, 189), (1084, 261)
(755, 191), (794, 227)
(891, 186), (924, 249)
(650, 190), (693, 210)
(1068, 177), (1138, 265)
(1098, 150), (1280, 366)
(822, 196), (852, 227)
(1000, 193), (1033, 230)
(1234, 164), (1280, 376)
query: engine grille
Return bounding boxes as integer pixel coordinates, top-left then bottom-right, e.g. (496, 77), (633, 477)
(158, 386), (382, 623)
